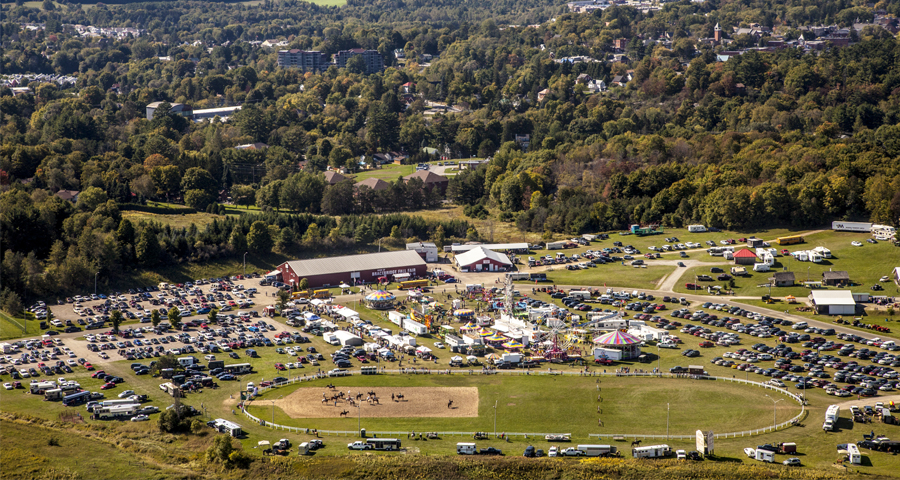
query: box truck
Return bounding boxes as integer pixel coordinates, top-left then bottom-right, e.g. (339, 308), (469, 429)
(831, 221), (872, 233)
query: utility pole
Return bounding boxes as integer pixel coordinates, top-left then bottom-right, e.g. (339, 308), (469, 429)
(493, 400), (498, 437)
(666, 403), (670, 441)
(95, 272), (99, 295)
(243, 252), (248, 277)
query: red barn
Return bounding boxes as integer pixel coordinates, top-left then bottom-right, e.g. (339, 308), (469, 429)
(278, 251), (427, 288)
(733, 248), (758, 265)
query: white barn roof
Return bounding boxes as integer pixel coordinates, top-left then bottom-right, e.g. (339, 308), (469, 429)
(451, 243), (528, 252)
(284, 250), (425, 277)
(809, 290), (856, 306)
(455, 247), (512, 266)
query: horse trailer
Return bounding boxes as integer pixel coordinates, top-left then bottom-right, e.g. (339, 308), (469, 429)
(847, 443), (861, 464)
(578, 444), (617, 457)
(365, 438), (401, 451)
(633, 444), (671, 458)
(457, 443), (477, 455)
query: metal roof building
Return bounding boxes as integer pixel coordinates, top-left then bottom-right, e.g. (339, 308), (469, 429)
(277, 250), (427, 288)
(808, 290), (857, 315)
(455, 247), (513, 272)
(450, 243), (530, 253)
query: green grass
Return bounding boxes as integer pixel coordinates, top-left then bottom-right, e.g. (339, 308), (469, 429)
(0, 419), (177, 480)
(0, 311), (40, 340)
(352, 163), (415, 182)
(246, 375), (799, 438)
(524, 265), (676, 290)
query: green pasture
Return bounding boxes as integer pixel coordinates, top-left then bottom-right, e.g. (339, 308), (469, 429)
(246, 375), (798, 438)
(519, 265), (676, 290)
(352, 163), (415, 182)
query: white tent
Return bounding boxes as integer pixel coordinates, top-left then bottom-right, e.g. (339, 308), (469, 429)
(416, 346), (432, 354)
(333, 307), (359, 320)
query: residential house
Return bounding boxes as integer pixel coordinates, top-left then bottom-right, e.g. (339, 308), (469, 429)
(403, 170), (449, 193)
(56, 190), (80, 203)
(324, 170), (348, 185)
(355, 178), (390, 192)
(769, 272), (795, 287)
(822, 271), (850, 286)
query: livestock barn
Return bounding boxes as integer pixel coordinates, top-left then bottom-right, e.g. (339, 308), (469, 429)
(454, 246), (513, 272)
(277, 251), (427, 288)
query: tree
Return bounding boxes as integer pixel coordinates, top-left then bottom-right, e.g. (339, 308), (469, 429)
(230, 185), (255, 207)
(1, 290), (23, 317)
(206, 435), (235, 463)
(150, 166), (181, 200)
(229, 226), (248, 252)
(390, 225), (402, 240)
(181, 167), (218, 197)
(109, 309), (124, 334)
(298, 278), (309, 290)
(75, 186), (108, 211)
(168, 307), (182, 330)
(184, 189), (216, 210)
(431, 225), (446, 249)
(208, 308), (219, 324)
(135, 228), (161, 265)
(276, 289), (290, 313)
(247, 221), (273, 253)
(151, 309), (161, 328)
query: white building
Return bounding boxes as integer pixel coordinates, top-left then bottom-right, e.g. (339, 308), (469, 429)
(809, 290), (857, 315)
(406, 242), (438, 263)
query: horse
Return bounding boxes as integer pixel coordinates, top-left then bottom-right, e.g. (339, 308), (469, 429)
(339, 410), (349, 417)
(448, 399), (454, 409)
(631, 440), (642, 448)
(396, 393), (404, 401)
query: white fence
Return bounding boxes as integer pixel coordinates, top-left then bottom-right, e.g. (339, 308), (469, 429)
(238, 370), (806, 439)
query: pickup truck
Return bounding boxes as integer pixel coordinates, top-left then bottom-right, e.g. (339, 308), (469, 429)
(658, 341), (678, 349)
(560, 447), (585, 456)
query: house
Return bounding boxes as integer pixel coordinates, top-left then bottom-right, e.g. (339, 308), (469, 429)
(355, 178), (390, 192)
(746, 237), (765, 248)
(537, 89), (550, 102)
(403, 170), (449, 193)
(822, 271), (850, 286)
(514, 134), (531, 151)
(400, 82), (415, 94)
(768, 272), (795, 287)
(56, 190), (80, 203)
(613, 38), (629, 50)
(732, 248), (758, 265)
(324, 171), (348, 185)
(611, 73), (633, 87)
(576, 73), (592, 84)
(454, 246), (513, 273)
(406, 242), (438, 263)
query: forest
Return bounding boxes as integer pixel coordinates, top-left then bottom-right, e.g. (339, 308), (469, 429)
(1, 0), (900, 308)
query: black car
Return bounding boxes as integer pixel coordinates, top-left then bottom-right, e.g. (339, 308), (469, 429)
(480, 447), (503, 455)
(524, 446), (536, 457)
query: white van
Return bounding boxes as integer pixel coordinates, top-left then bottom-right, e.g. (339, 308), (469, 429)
(457, 443), (477, 455)
(158, 282), (169, 290)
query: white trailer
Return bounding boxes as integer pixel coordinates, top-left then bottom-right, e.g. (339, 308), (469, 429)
(457, 442), (477, 455)
(824, 404), (840, 431)
(847, 443), (861, 464)
(578, 444), (617, 457)
(687, 225), (707, 233)
(755, 448), (775, 462)
(832, 221), (872, 232)
(569, 290), (592, 300)
(632, 444), (670, 458)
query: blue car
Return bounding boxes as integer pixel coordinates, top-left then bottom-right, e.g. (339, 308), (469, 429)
(197, 307), (211, 314)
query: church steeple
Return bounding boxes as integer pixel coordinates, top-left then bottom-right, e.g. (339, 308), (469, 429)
(714, 23), (722, 42)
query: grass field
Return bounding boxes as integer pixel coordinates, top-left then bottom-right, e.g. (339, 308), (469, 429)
(0, 311), (39, 340)
(352, 163), (415, 182)
(526, 264), (677, 290)
(245, 375), (799, 438)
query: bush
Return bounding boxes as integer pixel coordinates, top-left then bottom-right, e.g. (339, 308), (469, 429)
(48, 437), (60, 446)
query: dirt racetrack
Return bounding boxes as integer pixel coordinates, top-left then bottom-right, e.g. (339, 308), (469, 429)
(273, 387), (479, 418)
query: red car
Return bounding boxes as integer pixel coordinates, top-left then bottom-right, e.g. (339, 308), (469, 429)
(84, 363), (94, 370)
(699, 341), (714, 348)
(274, 363), (286, 371)
(594, 358), (614, 365)
(781, 249), (790, 255)
(100, 382), (116, 390)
